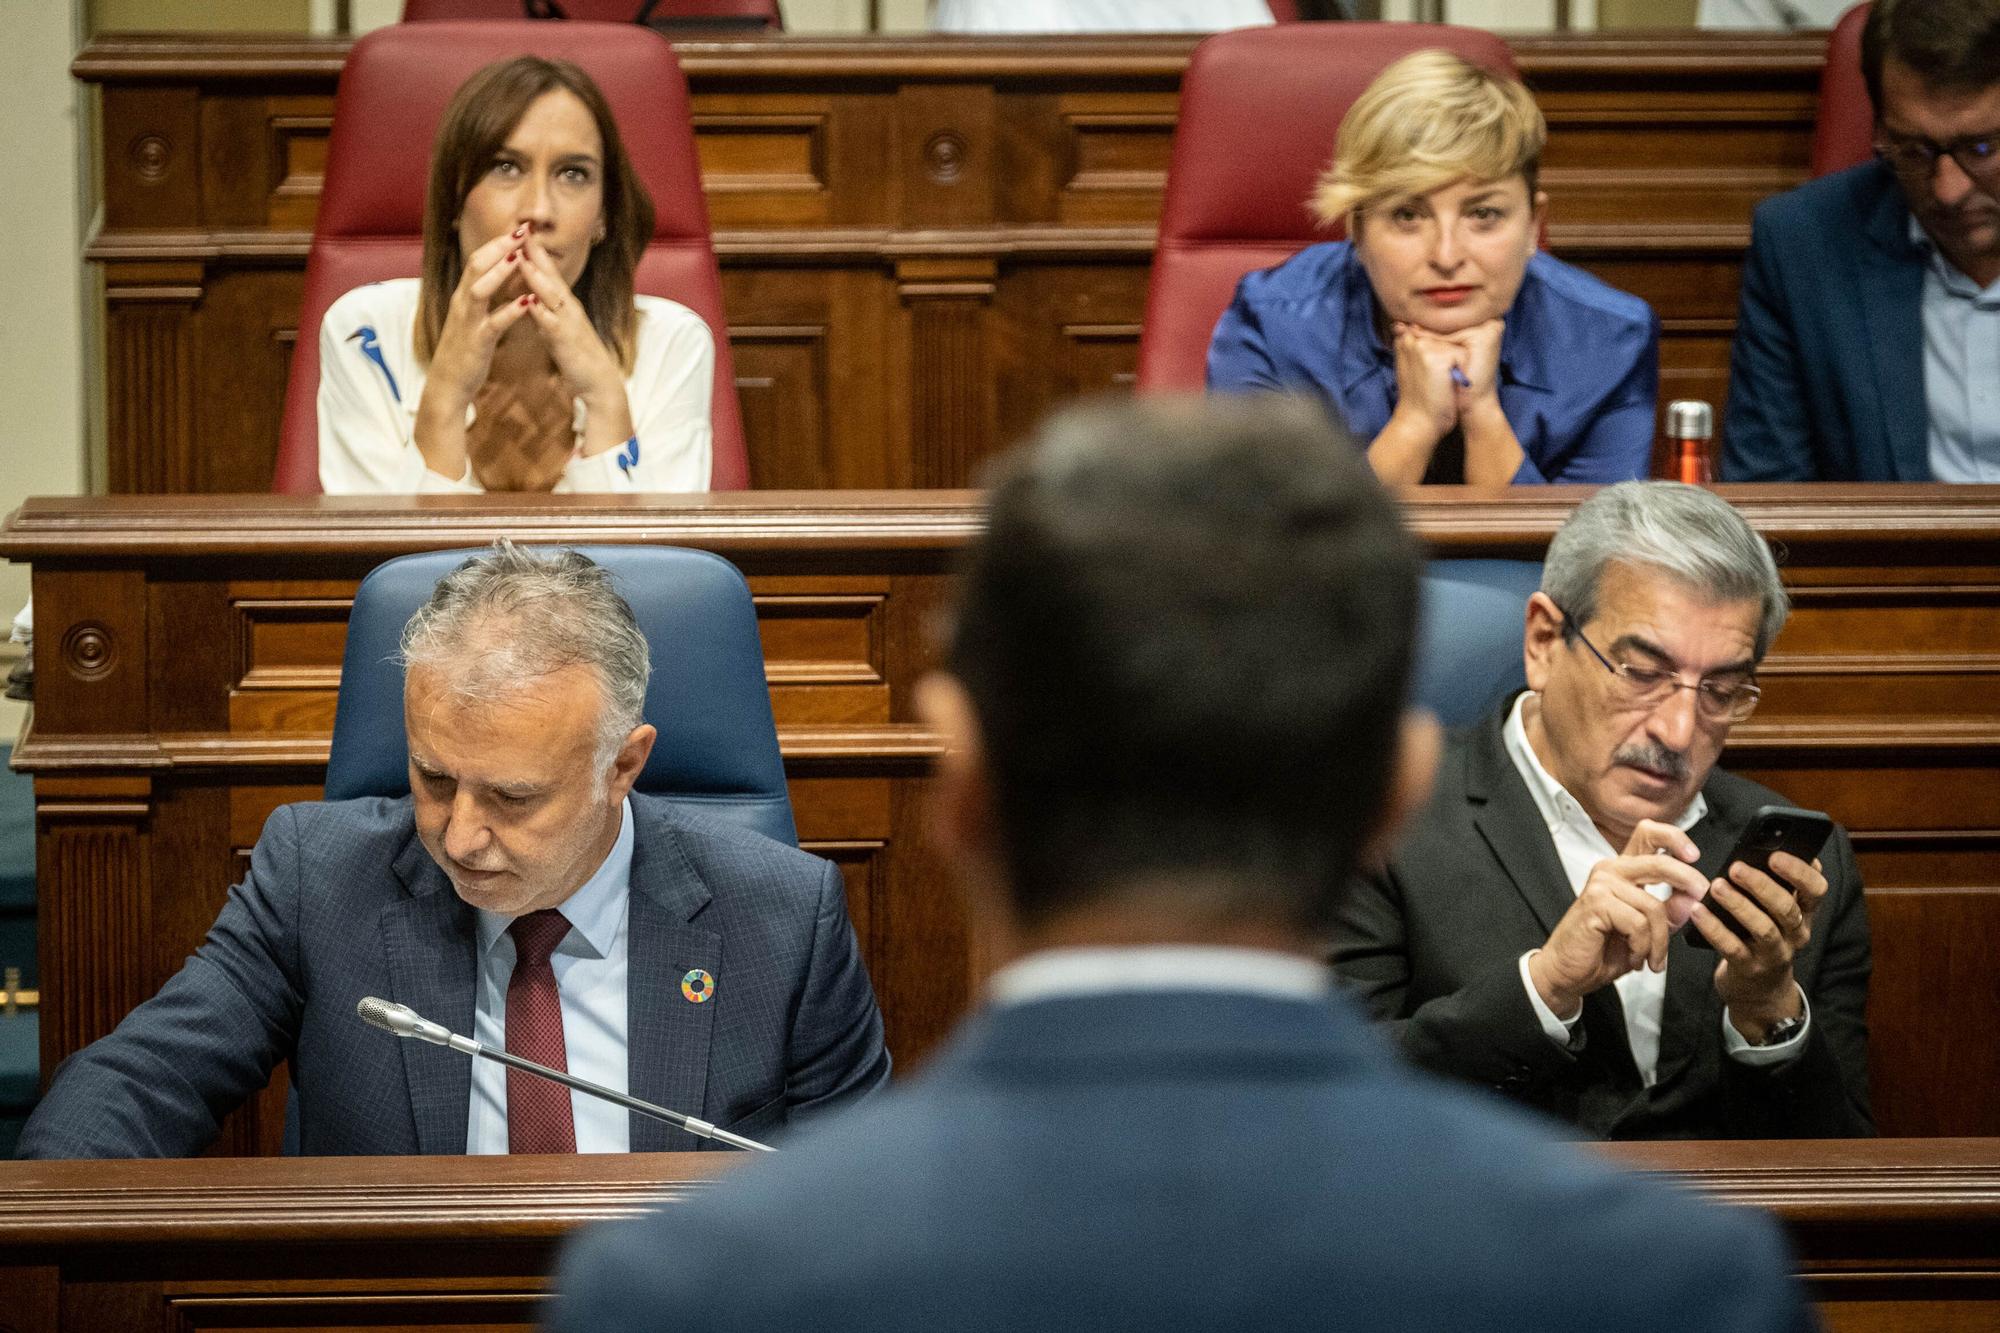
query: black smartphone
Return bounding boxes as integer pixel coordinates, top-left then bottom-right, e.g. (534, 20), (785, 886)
(1686, 805), (1834, 949)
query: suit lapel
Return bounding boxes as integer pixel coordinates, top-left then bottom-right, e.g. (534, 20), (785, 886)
(624, 799), (722, 1152)
(378, 833), (479, 1155)
(1463, 712), (1578, 939)
(1854, 176), (1930, 480)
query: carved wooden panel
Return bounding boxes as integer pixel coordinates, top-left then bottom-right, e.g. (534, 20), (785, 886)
(37, 799), (152, 1059)
(720, 266), (902, 489)
(901, 261), (998, 487)
(105, 279), (201, 495)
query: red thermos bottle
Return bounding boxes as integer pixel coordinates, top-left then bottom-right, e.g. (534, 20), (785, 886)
(1668, 400), (1714, 485)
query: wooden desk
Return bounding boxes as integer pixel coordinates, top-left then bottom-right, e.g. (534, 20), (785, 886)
(73, 31), (1825, 493)
(2, 1141), (1996, 1331)
(3, 487), (1998, 1146)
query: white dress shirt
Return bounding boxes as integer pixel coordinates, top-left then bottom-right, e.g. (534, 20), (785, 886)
(467, 797), (635, 1154)
(316, 279), (714, 494)
(989, 945), (1331, 1007)
(1502, 695), (1807, 1084)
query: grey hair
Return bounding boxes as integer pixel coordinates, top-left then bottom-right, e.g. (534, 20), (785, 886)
(399, 541), (650, 765)
(1541, 482), (1789, 661)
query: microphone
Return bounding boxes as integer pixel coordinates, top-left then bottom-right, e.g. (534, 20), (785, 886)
(356, 995), (775, 1152)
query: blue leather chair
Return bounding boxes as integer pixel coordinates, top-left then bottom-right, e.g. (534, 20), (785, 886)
(329, 544), (795, 843)
(1414, 560), (1541, 727)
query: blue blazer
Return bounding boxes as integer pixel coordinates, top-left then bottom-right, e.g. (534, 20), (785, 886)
(552, 988), (1813, 1333)
(17, 794), (889, 1158)
(1208, 243), (1659, 484)
(1722, 162), (1930, 481)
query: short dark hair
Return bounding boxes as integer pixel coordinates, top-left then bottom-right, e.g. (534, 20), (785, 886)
(1863, 0), (2000, 113)
(947, 396), (1420, 936)
(418, 56), (655, 372)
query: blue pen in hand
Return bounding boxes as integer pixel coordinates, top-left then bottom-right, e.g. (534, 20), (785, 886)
(1449, 366), (1470, 389)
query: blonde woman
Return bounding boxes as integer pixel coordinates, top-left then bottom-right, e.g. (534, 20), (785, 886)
(1208, 50), (1658, 487)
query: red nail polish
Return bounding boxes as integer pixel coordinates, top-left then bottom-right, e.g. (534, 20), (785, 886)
(518, 294), (531, 306)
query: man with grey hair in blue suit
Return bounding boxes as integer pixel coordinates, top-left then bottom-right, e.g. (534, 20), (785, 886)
(19, 543), (889, 1158)
(551, 400), (1813, 1333)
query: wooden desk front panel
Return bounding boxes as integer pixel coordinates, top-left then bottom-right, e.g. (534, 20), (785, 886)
(2, 1143), (1997, 1331)
(6, 488), (1998, 1148)
(74, 33), (1824, 494)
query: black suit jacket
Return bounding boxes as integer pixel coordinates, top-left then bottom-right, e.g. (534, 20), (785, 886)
(1333, 709), (1872, 1139)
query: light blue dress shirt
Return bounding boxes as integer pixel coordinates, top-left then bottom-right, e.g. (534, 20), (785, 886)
(467, 797), (635, 1154)
(1915, 218), (2000, 482)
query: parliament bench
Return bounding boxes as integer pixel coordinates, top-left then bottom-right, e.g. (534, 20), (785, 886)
(4, 485), (1997, 1151)
(1, 1141), (1996, 1331)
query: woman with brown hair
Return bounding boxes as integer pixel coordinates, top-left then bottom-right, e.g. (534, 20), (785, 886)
(318, 55), (712, 492)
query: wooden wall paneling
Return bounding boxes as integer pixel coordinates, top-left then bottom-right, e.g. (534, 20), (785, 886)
(720, 266), (904, 489)
(104, 265), (203, 496)
(692, 88), (899, 231)
(192, 269), (305, 495)
(98, 82), (202, 232)
(989, 259), (1150, 452)
(35, 780), (155, 1066)
(900, 257), (999, 487)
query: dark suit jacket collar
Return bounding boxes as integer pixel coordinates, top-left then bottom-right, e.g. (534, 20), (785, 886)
(1852, 160), (1931, 481)
(623, 795), (724, 1150)
(1459, 707), (1576, 940)
(381, 814), (480, 1154)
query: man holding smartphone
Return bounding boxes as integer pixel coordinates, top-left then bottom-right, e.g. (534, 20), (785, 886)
(1334, 481), (1873, 1138)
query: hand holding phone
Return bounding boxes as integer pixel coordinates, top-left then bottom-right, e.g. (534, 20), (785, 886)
(1686, 805), (1834, 950)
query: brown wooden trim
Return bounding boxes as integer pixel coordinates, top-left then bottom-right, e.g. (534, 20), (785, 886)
(0, 1140), (1995, 1246)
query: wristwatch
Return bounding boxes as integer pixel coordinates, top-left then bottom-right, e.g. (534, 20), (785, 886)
(1757, 1014), (1806, 1047)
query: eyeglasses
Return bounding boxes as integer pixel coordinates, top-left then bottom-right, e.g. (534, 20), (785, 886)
(1557, 611), (1762, 724)
(1873, 127), (2000, 189)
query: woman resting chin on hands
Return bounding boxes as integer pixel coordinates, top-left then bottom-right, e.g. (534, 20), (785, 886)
(317, 56), (714, 495)
(1206, 50), (1659, 488)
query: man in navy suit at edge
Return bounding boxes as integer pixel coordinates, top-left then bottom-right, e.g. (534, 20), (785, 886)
(550, 396), (1814, 1332)
(18, 543), (888, 1158)
(1724, 0), (2000, 481)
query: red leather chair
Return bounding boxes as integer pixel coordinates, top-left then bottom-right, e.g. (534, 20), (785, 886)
(274, 21), (748, 493)
(1810, 3), (1874, 177)
(403, 0), (783, 28)
(1135, 23), (1517, 391)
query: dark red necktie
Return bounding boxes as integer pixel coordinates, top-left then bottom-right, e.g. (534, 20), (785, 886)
(506, 908), (577, 1154)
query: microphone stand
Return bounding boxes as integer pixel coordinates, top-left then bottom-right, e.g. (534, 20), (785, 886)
(357, 996), (776, 1152)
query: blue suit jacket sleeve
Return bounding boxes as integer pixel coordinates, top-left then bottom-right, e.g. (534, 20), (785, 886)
(1528, 304), (1659, 485)
(1723, 199), (1820, 480)
(1206, 280), (1285, 392)
(17, 807), (308, 1158)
